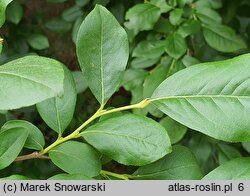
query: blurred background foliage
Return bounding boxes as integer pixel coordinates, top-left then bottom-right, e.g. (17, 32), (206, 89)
(1, 0), (250, 179)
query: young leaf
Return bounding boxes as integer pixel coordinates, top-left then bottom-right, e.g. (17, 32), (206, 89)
(195, 7), (222, 26)
(37, 66), (77, 134)
(0, 56), (64, 110)
(177, 20), (201, 38)
(72, 71), (88, 94)
(203, 24), (246, 53)
(81, 114), (171, 166)
(6, 1), (23, 25)
(76, 5), (129, 105)
(0, 0), (13, 27)
(203, 158), (250, 180)
(151, 54), (250, 142)
(132, 40), (166, 59)
(125, 3), (162, 38)
(169, 8), (183, 25)
(149, 0), (172, 13)
(48, 173), (93, 180)
(26, 34), (49, 50)
(165, 33), (187, 59)
(0, 128), (28, 170)
(49, 141), (101, 177)
(133, 145), (203, 179)
(159, 117), (187, 144)
(1, 120), (45, 150)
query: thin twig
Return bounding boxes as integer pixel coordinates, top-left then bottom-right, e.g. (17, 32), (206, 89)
(15, 152), (50, 162)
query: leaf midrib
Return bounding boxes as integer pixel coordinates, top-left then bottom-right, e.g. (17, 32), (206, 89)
(0, 71), (54, 92)
(82, 130), (165, 149)
(151, 94), (250, 102)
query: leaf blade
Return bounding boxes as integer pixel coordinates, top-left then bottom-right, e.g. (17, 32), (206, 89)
(76, 5), (129, 104)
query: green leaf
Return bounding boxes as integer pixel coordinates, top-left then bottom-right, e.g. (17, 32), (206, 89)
(37, 66), (76, 134)
(45, 18), (72, 33)
(76, 5), (129, 105)
(0, 38), (3, 53)
(48, 173), (93, 180)
(203, 24), (246, 53)
(169, 8), (183, 25)
(81, 114), (171, 166)
(160, 117), (187, 144)
(151, 54), (250, 142)
(47, 0), (67, 3)
(143, 62), (171, 99)
(6, 1), (23, 25)
(165, 33), (187, 59)
(75, 0), (90, 7)
(122, 69), (148, 91)
(1, 175), (31, 180)
(72, 71), (88, 94)
(131, 57), (159, 69)
(195, 7), (222, 26)
(177, 20), (201, 38)
(27, 34), (49, 50)
(0, 128), (28, 170)
(181, 55), (200, 67)
(0, 56), (64, 110)
(0, 0), (13, 27)
(1, 120), (45, 150)
(149, 0), (172, 13)
(133, 145), (203, 179)
(203, 158), (250, 180)
(125, 3), (161, 38)
(49, 141), (101, 177)
(242, 142), (250, 154)
(72, 16), (84, 43)
(196, 0), (222, 10)
(132, 40), (166, 59)
(217, 143), (241, 165)
(62, 5), (83, 22)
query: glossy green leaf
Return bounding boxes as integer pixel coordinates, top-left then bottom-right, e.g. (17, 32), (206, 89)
(165, 33), (187, 59)
(125, 3), (161, 38)
(37, 66), (76, 134)
(81, 114), (171, 166)
(76, 5), (129, 104)
(160, 117), (187, 144)
(48, 173), (93, 180)
(203, 24), (246, 53)
(0, 128), (28, 169)
(196, 0), (222, 10)
(49, 141), (101, 177)
(169, 8), (183, 25)
(27, 34), (49, 50)
(203, 158), (250, 180)
(195, 7), (222, 26)
(0, 0), (13, 27)
(177, 20), (201, 38)
(122, 69), (148, 91)
(0, 56), (64, 110)
(6, 1), (23, 25)
(72, 71), (88, 94)
(133, 145), (203, 179)
(1, 120), (45, 150)
(72, 16), (84, 43)
(133, 40), (165, 59)
(151, 54), (250, 142)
